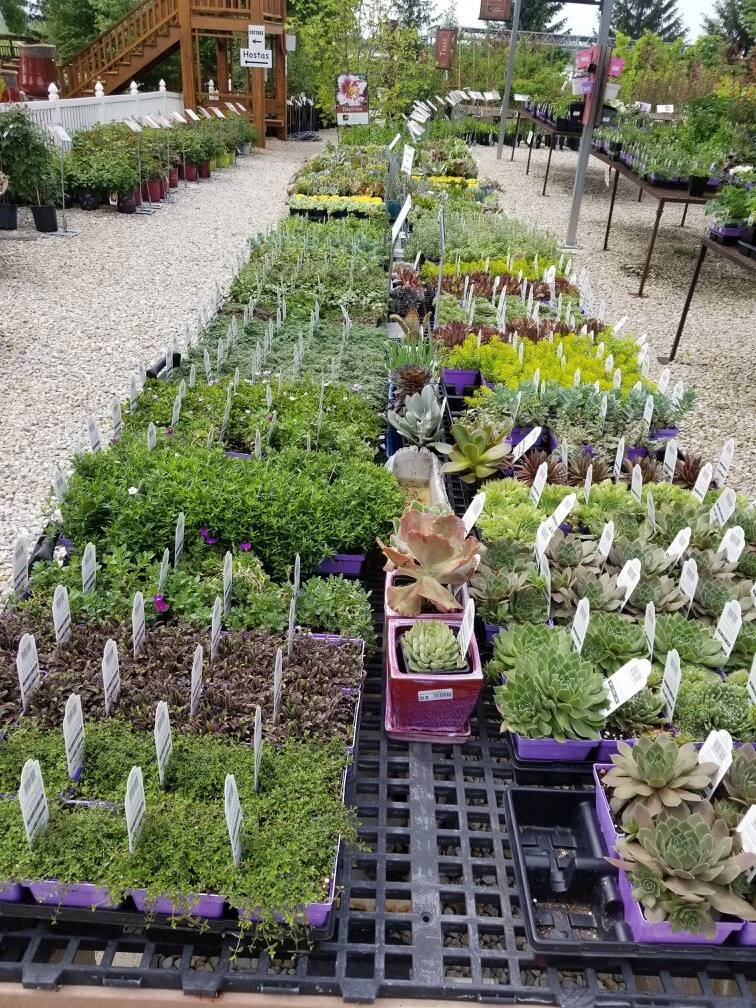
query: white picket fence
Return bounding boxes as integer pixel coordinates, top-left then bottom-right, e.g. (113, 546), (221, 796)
(0, 83), (185, 137)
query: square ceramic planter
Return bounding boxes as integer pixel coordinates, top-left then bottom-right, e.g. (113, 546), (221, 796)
(317, 553), (365, 576)
(28, 880), (116, 909)
(512, 733), (597, 763)
(442, 367), (479, 396)
(385, 619), (483, 740)
(384, 570), (470, 623)
(617, 871), (743, 945)
(130, 890), (226, 919)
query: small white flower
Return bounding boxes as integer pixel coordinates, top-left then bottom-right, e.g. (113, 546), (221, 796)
(128, 486), (138, 496)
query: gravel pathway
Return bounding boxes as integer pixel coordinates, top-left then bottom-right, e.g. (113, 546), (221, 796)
(475, 142), (756, 497)
(0, 136), (323, 591)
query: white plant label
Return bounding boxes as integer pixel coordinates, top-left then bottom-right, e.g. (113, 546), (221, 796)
(642, 395), (655, 429)
(700, 730), (733, 797)
(665, 526), (691, 563)
(630, 464), (643, 501)
(462, 493), (485, 535)
(736, 806), (756, 880)
(224, 773), (243, 867)
(111, 398), (122, 440)
(662, 441), (678, 482)
(584, 463), (593, 504)
(189, 364), (197, 388)
(552, 493), (577, 529)
(512, 426), (542, 463)
(158, 547), (170, 592)
(253, 704), (263, 792)
(718, 526), (745, 564)
(190, 643), (203, 717)
(11, 538), (27, 597)
(418, 688), (453, 702)
(538, 553), (551, 618)
(457, 599), (475, 660)
(710, 487), (736, 528)
(171, 395), (182, 428)
(657, 367), (670, 394)
(210, 596), (222, 662)
(147, 422), (157, 451)
(603, 658), (651, 716)
(125, 766), (146, 854)
(679, 557), (698, 613)
(53, 466), (68, 502)
(572, 367), (581, 387)
(570, 597), (590, 654)
(293, 553), (301, 596)
(669, 379), (684, 406)
(82, 542), (97, 595)
(174, 512), (185, 567)
(644, 601), (656, 657)
(203, 349), (212, 382)
(646, 490), (656, 532)
(286, 594), (297, 657)
(530, 462), (548, 506)
(87, 416), (102, 452)
(16, 633), (41, 711)
(132, 591), (145, 656)
(154, 701), (172, 787)
(661, 649), (681, 718)
(714, 599), (742, 660)
(272, 647), (284, 724)
(599, 394), (608, 423)
(19, 759), (48, 844)
(613, 369), (622, 391)
(616, 558), (642, 608)
(401, 144), (415, 176)
(102, 638), (120, 715)
(129, 375), (140, 412)
(748, 656), (756, 706)
(52, 584), (72, 645)
(220, 550), (233, 614)
(692, 462), (713, 502)
(63, 693), (85, 779)
(714, 438), (735, 487)
(612, 438), (625, 481)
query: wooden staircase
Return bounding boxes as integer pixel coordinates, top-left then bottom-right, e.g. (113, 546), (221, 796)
(61, 0), (181, 97)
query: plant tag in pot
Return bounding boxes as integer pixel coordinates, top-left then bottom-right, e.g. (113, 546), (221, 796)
(644, 601), (655, 657)
(599, 394), (608, 423)
(736, 806), (756, 880)
(224, 774), (243, 867)
(692, 462), (713, 502)
(699, 730), (733, 797)
(604, 353), (614, 374)
(154, 701), (172, 787)
(603, 658), (651, 715)
(82, 542), (96, 595)
(714, 599), (742, 660)
(63, 693), (85, 780)
(518, 342), (524, 365)
(646, 490), (656, 531)
(12, 538), (27, 597)
(147, 423), (157, 451)
(129, 374), (140, 412)
(203, 350), (212, 382)
(661, 649), (681, 718)
(401, 144), (415, 176)
(512, 426), (542, 463)
(174, 512), (185, 567)
(157, 548), (170, 593)
(583, 463), (594, 504)
(538, 554), (551, 618)
(748, 655), (756, 705)
(662, 440), (677, 482)
(111, 398), (122, 440)
(596, 342), (605, 359)
(125, 766), (146, 854)
(669, 379), (684, 406)
(679, 557), (698, 614)
(532, 368), (540, 389)
(710, 487), (736, 528)
(87, 416), (102, 452)
(210, 597), (222, 662)
(287, 596), (296, 658)
(665, 526), (691, 563)
(630, 463), (643, 501)
(718, 526), (745, 564)
(102, 638), (120, 716)
(16, 634), (40, 711)
(190, 643), (203, 717)
(457, 599), (476, 661)
(171, 395), (181, 428)
(570, 597), (590, 653)
(657, 367), (670, 394)
(132, 592), (145, 656)
(19, 759), (48, 844)
(462, 493), (485, 535)
(642, 395), (654, 429)
(272, 647), (284, 724)
(614, 315), (628, 334)
(223, 551), (233, 613)
(572, 367), (581, 386)
(253, 704), (263, 792)
(53, 466), (68, 503)
(293, 554), (301, 597)
(612, 438), (625, 481)
(163, 347), (173, 380)
(612, 369), (621, 390)
(616, 558), (641, 609)
(52, 584), (71, 645)
(188, 364), (197, 389)
(714, 438), (735, 487)
(530, 462), (548, 505)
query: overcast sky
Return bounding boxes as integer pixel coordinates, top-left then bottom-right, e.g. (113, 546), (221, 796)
(445, 0), (709, 38)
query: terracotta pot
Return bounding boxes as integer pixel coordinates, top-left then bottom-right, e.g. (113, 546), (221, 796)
(18, 44), (57, 98)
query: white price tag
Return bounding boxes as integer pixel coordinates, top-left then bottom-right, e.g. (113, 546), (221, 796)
(147, 422), (157, 450)
(552, 493), (577, 528)
(63, 693), (85, 779)
(679, 557), (698, 611)
(630, 463), (643, 501)
(87, 416), (102, 452)
(613, 438), (625, 481)
(190, 643), (203, 717)
(665, 526), (691, 562)
(129, 374), (140, 411)
(253, 704), (263, 792)
(53, 465), (68, 502)
(462, 493), (485, 534)
(535, 518), (555, 561)
(81, 542), (96, 595)
(714, 438), (735, 487)
(111, 398), (122, 440)
(157, 547), (170, 593)
(102, 638), (120, 716)
(616, 558), (641, 608)
(19, 759), (48, 844)
(171, 394), (181, 428)
(457, 599), (475, 659)
(272, 647), (284, 724)
(699, 730), (733, 797)
(52, 584), (72, 645)
(401, 144), (415, 176)
(736, 806), (756, 879)
(530, 461), (548, 505)
(189, 364), (197, 388)
(599, 522), (615, 563)
(132, 591), (145, 656)
(11, 538), (28, 597)
(657, 367), (670, 394)
(710, 487), (736, 528)
(210, 596), (222, 662)
(293, 553), (301, 596)
(418, 688), (454, 702)
(599, 394), (608, 423)
(154, 701), (172, 787)
(571, 597), (590, 653)
(222, 551), (233, 613)
(613, 369), (622, 390)
(714, 599), (742, 660)
(224, 773), (243, 867)
(287, 594), (297, 657)
(174, 512), (185, 567)
(644, 601), (656, 657)
(663, 441), (678, 482)
(539, 553), (551, 619)
(692, 462), (713, 502)
(748, 656), (756, 705)
(125, 766), (146, 854)
(603, 659), (651, 715)
(584, 463), (593, 504)
(669, 379), (684, 406)
(643, 395), (655, 428)
(718, 526), (745, 564)
(661, 649), (681, 718)
(16, 633), (41, 711)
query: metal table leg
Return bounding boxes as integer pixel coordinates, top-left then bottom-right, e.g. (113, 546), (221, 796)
(603, 165), (620, 252)
(680, 202), (690, 227)
(542, 140), (554, 196)
(636, 200), (665, 297)
(660, 241), (707, 363)
(510, 109), (521, 162)
(637, 188), (643, 202)
(525, 128), (535, 176)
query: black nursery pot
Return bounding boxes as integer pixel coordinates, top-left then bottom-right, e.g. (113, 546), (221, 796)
(387, 198), (402, 221)
(688, 175), (707, 197)
(79, 191), (100, 211)
(0, 203), (18, 230)
(117, 193), (137, 214)
(31, 205), (58, 233)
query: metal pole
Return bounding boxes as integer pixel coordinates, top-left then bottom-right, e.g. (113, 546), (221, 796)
(564, 0), (615, 248)
(496, 0), (522, 160)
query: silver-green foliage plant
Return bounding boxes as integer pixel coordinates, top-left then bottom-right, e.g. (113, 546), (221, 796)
(387, 385), (444, 447)
(485, 624), (571, 681)
(401, 620), (463, 673)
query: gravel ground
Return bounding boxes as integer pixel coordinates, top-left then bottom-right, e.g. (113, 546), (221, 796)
(475, 141), (756, 497)
(0, 136), (323, 591)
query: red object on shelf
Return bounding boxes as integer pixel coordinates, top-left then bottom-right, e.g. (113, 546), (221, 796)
(184, 162), (199, 182)
(17, 44), (57, 98)
(141, 179), (162, 203)
(168, 167), (179, 188)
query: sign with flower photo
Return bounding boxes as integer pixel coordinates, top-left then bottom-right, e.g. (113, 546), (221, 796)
(336, 73), (369, 125)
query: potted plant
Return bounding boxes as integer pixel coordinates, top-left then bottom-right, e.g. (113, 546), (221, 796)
(0, 107), (58, 232)
(705, 185), (754, 244)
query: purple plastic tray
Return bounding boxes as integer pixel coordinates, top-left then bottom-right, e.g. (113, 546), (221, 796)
(442, 367), (479, 396)
(28, 880), (116, 909)
(512, 733), (597, 762)
(0, 883), (25, 902)
(592, 763), (621, 854)
(225, 450), (253, 460)
(736, 922), (756, 946)
(130, 889), (226, 919)
(483, 622), (503, 645)
(317, 553), (365, 576)
(617, 871), (743, 945)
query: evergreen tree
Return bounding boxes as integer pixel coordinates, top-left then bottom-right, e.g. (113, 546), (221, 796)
(611, 0), (685, 42)
(518, 0), (567, 32)
(703, 0), (755, 56)
(0, 0), (28, 33)
(391, 0), (436, 31)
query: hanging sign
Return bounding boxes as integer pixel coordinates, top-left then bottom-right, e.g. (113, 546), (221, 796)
(479, 0), (512, 19)
(125, 766), (146, 854)
(224, 773), (243, 866)
(434, 28), (458, 69)
(102, 638), (121, 716)
(335, 73), (369, 125)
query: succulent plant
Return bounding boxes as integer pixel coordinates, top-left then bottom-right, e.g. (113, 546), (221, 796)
(387, 385), (444, 447)
(608, 803), (756, 937)
(552, 570), (626, 619)
(388, 285), (423, 318)
(732, 621), (756, 665)
(674, 675), (756, 742)
(433, 321), (473, 349)
(545, 531), (600, 572)
(436, 421), (512, 485)
(610, 536), (672, 577)
(378, 509), (480, 617)
(714, 744), (756, 828)
(622, 456), (661, 484)
(653, 613), (726, 668)
(471, 566), (548, 626)
(493, 641), (608, 742)
(485, 624), (571, 681)
(582, 613), (646, 675)
(604, 734), (716, 818)
(401, 620), (464, 672)
(568, 452), (609, 486)
(674, 454), (705, 489)
(693, 576), (750, 623)
(391, 364), (434, 412)
(626, 575), (686, 617)
(514, 449), (567, 487)
(605, 688), (666, 739)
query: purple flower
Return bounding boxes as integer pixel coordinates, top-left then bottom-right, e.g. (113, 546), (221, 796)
(199, 527), (218, 545)
(239, 542), (251, 551)
(153, 594), (168, 613)
(199, 527), (209, 537)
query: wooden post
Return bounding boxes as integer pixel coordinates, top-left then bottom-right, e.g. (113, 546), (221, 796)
(216, 38), (229, 94)
(274, 34), (286, 139)
(177, 0), (196, 110)
(250, 0), (266, 147)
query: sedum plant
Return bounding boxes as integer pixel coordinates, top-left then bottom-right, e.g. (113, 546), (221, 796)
(401, 621), (464, 673)
(435, 420), (512, 484)
(605, 688), (666, 740)
(387, 385), (444, 447)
